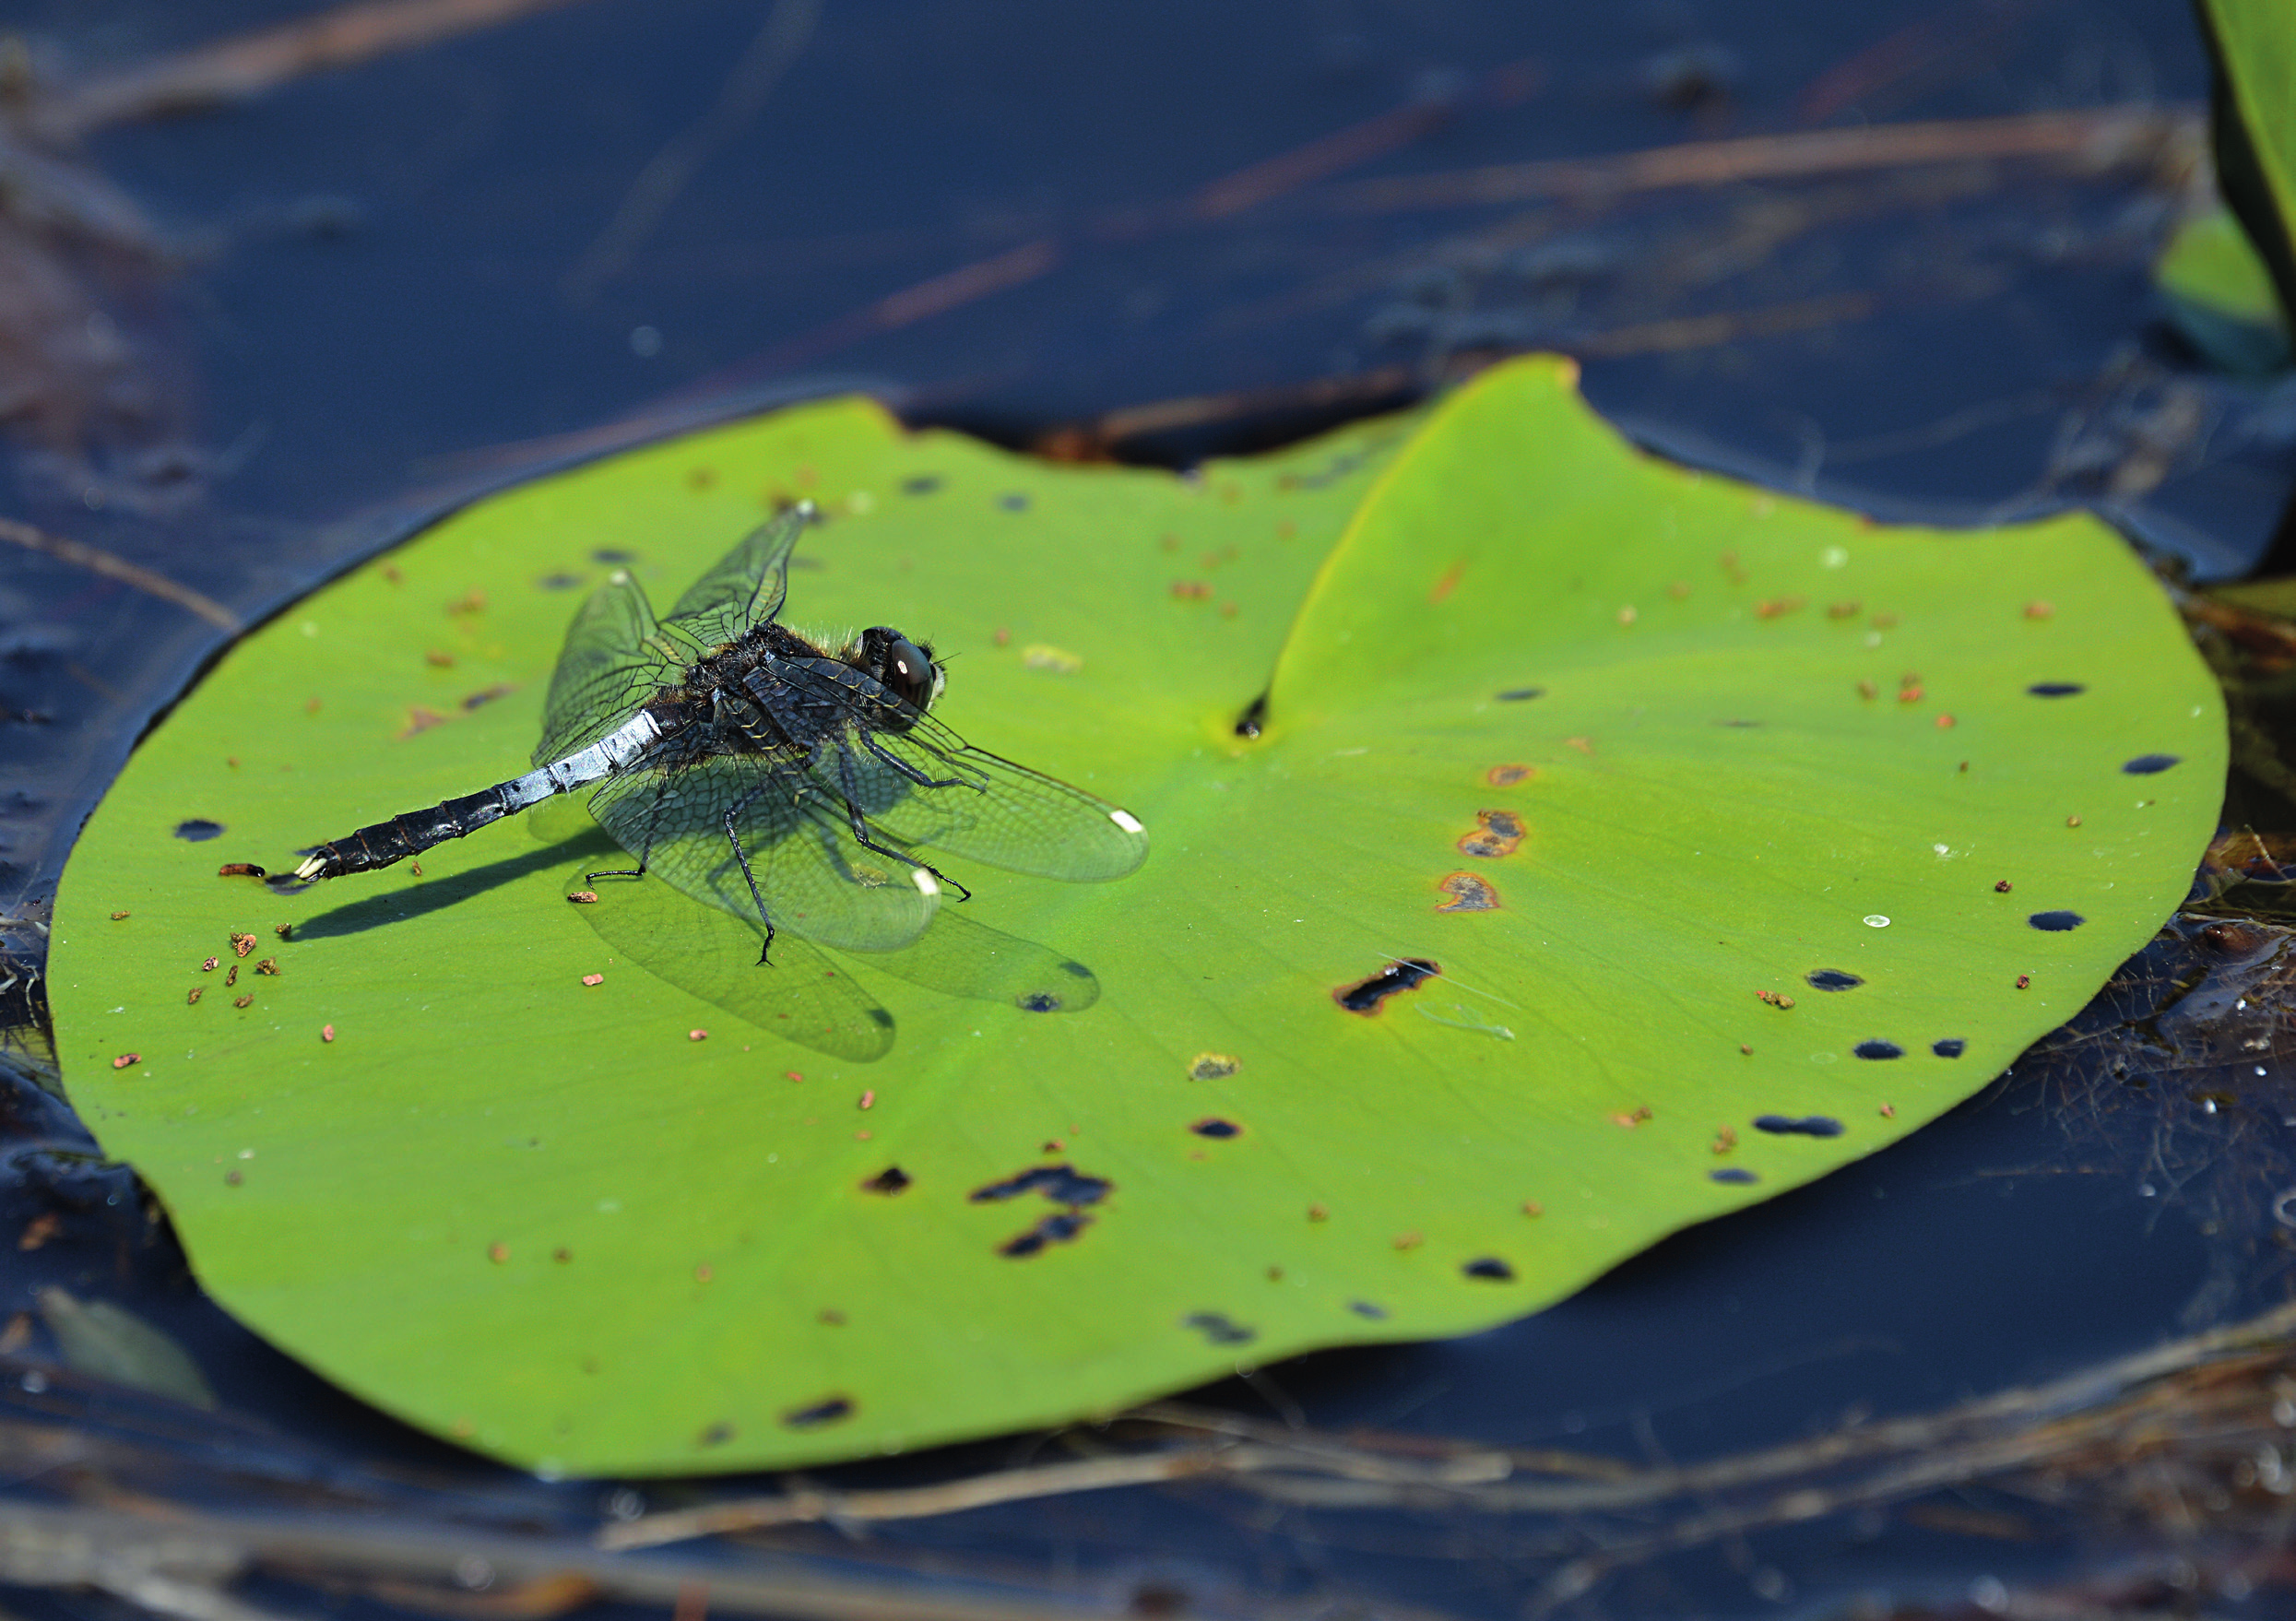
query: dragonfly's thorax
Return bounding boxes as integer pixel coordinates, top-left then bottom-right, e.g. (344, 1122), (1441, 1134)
(657, 621), (943, 763)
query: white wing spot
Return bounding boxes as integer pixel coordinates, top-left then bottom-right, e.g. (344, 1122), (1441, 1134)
(911, 870), (941, 898)
(1864, 915), (1890, 928)
(1109, 809), (1146, 834)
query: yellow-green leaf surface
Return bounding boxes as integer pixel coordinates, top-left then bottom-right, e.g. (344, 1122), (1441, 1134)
(2199, 0), (2296, 322)
(50, 358), (2222, 1474)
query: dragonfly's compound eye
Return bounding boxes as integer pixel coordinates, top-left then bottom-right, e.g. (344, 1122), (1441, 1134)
(883, 636), (937, 710)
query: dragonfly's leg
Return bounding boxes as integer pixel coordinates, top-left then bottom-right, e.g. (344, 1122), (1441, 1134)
(862, 734), (970, 790)
(837, 746), (972, 902)
(720, 802), (778, 965)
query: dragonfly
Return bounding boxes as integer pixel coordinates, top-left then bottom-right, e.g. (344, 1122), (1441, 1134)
(291, 502), (1148, 957)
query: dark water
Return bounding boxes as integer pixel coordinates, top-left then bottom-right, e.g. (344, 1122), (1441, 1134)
(1, 3), (2288, 1616)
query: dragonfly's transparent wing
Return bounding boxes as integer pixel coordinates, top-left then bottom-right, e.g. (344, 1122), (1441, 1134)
(534, 571), (677, 764)
(814, 709), (1149, 881)
(659, 504), (811, 651)
(586, 753), (938, 952)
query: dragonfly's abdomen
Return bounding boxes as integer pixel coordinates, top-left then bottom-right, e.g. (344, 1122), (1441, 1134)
(292, 709), (666, 882)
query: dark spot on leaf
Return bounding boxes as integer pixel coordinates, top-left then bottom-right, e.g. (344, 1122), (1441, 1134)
(2122, 754), (2180, 775)
(1234, 692), (1268, 739)
(698, 1421), (735, 1446)
(901, 474), (942, 495)
(1805, 970), (1864, 990)
(997, 492), (1031, 512)
(1933, 1038), (1966, 1058)
(861, 1166), (911, 1195)
(173, 819), (224, 842)
(1017, 992), (1061, 1012)
(781, 1396), (854, 1429)
(1496, 687), (1544, 701)
(2027, 682), (2085, 697)
(1190, 1118), (1241, 1139)
(462, 683), (516, 712)
(1753, 1115), (1845, 1137)
(1334, 958), (1440, 1014)
(1182, 1312), (1255, 1345)
(2028, 911), (2085, 931)
(1852, 1040), (1903, 1059)
(1349, 1300), (1388, 1319)
(969, 1165), (1111, 1206)
(1437, 871), (1500, 911)
(1710, 1167), (1759, 1184)
(1458, 809), (1526, 858)
(1188, 1052), (1240, 1081)
(592, 549), (634, 563)
(1000, 1210), (1094, 1258)
(1462, 1257), (1515, 1281)
(538, 572), (583, 590)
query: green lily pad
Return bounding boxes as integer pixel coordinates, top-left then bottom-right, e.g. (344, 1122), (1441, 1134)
(2198, 1), (2296, 325)
(2156, 206), (2290, 374)
(48, 357), (2221, 1475)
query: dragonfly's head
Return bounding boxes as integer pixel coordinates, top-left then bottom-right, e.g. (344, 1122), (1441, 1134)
(855, 625), (944, 720)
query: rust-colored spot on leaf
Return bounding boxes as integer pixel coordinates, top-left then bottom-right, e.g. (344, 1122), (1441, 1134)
(232, 994), (253, 1009)
(2025, 600), (2053, 620)
(217, 863), (264, 879)
(230, 933), (257, 958)
(1566, 736), (1594, 754)
(1169, 580), (1213, 600)
(112, 1052), (138, 1071)
(2015, 975), (2031, 989)
(200, 956), (219, 972)
(1188, 1052), (1240, 1081)
(254, 957), (279, 976)
(1995, 880), (2013, 892)
(1711, 1127), (1737, 1154)
(273, 923), (292, 939)
(424, 649), (456, 668)
(567, 890), (598, 905)
(581, 974), (604, 987)
(2066, 814), (2082, 827)
(1521, 1200), (1544, 1217)
(487, 1243), (508, 1264)
(1429, 561), (1464, 604)
(1486, 763), (1535, 787)
(1392, 1231), (1424, 1252)
(1457, 808), (1526, 858)
(1898, 684), (1923, 704)
(1828, 600), (1861, 619)
(399, 706), (448, 738)
(1437, 872), (1500, 912)
(224, 965), (238, 987)
(321, 1023), (335, 1043)
(185, 988), (203, 1006)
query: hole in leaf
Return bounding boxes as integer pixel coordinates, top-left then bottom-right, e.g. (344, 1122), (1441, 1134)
(173, 820), (224, 842)
(1334, 958), (1441, 1014)
(1933, 1038), (1966, 1058)
(860, 1166), (911, 1195)
(1189, 1118), (1242, 1140)
(1805, 970), (1864, 990)
(1462, 1257), (1515, 1281)
(2028, 911), (2086, 931)
(2121, 754), (2180, 775)
(2027, 682), (2085, 697)
(1752, 1115), (1845, 1137)
(1852, 1040), (1903, 1059)
(1182, 1312), (1255, 1345)
(969, 1165), (1111, 1206)
(782, 1396), (854, 1429)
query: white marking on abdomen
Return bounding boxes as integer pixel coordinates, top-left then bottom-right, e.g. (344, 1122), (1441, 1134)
(500, 710), (663, 810)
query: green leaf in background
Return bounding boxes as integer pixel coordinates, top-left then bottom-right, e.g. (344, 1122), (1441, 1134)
(2197, 0), (2296, 328)
(48, 357), (2222, 1475)
(2156, 205), (2291, 373)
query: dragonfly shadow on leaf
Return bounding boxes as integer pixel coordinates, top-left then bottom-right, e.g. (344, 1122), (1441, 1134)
(289, 837), (587, 941)
(564, 855), (896, 1064)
